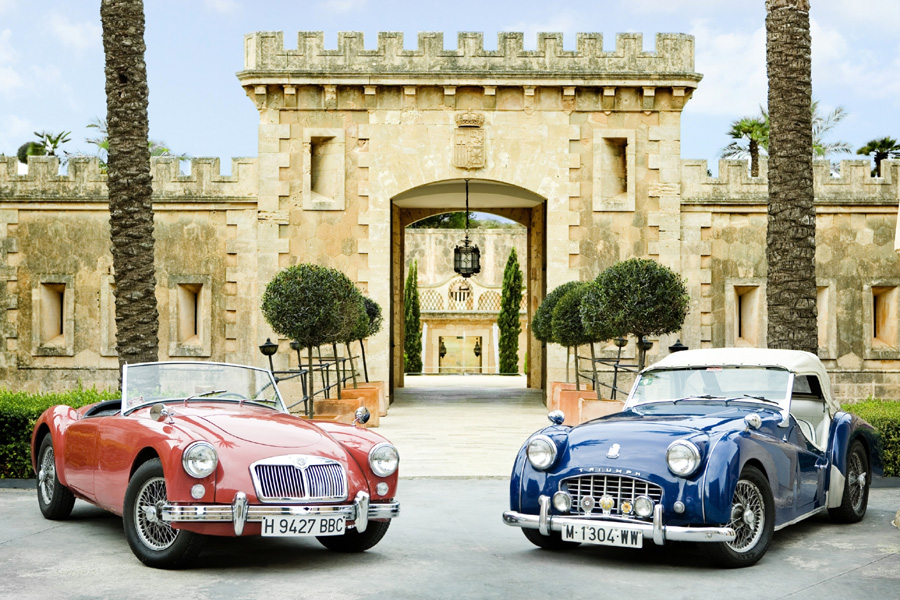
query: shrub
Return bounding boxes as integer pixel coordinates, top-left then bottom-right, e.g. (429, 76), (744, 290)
(582, 258), (690, 367)
(261, 264), (365, 350)
(498, 248), (523, 373)
(1, 388), (119, 479)
(842, 398), (900, 477)
(404, 261), (422, 373)
(532, 281), (582, 344)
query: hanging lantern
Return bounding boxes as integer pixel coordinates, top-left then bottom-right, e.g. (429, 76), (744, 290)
(453, 179), (481, 278)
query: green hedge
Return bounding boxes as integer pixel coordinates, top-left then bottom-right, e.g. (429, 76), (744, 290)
(0, 388), (118, 479)
(842, 398), (900, 477)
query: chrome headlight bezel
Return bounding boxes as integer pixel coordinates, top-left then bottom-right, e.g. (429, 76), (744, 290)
(526, 435), (558, 470)
(666, 439), (702, 477)
(368, 442), (399, 478)
(182, 441), (218, 479)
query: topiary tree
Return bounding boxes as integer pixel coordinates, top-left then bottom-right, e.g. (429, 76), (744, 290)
(403, 260), (422, 373)
(551, 282), (593, 388)
(260, 264), (365, 416)
(498, 248), (523, 374)
(358, 296), (383, 382)
(581, 258), (690, 369)
(532, 280), (583, 381)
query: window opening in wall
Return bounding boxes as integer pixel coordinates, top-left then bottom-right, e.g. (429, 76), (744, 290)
(40, 283), (66, 345)
(734, 285), (759, 347)
(873, 286), (898, 348)
(817, 286), (828, 351)
(177, 283), (202, 345)
(310, 136), (340, 200)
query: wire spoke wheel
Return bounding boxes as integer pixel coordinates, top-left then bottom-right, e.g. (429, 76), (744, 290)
(847, 450), (866, 513)
(133, 476), (177, 551)
(38, 445), (57, 505)
(727, 480), (765, 552)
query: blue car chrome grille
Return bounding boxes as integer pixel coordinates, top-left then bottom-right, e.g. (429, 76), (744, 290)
(251, 461), (347, 503)
(561, 474), (663, 518)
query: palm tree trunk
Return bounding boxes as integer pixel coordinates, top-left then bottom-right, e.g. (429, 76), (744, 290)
(766, 0), (817, 352)
(101, 0), (159, 383)
(749, 139), (760, 177)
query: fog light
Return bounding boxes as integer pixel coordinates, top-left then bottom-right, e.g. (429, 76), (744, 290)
(598, 495), (615, 514)
(552, 492), (572, 512)
(580, 496), (595, 513)
(634, 495), (654, 518)
(376, 482), (389, 496)
(191, 484), (205, 499)
(620, 500), (634, 515)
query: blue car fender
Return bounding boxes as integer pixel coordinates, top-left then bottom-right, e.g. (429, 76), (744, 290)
(701, 430), (783, 525)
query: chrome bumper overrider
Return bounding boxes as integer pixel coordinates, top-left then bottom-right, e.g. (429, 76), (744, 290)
(502, 495), (735, 545)
(161, 491), (400, 536)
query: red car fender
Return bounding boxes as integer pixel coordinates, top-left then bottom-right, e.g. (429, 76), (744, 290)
(31, 405), (79, 488)
(315, 421), (400, 502)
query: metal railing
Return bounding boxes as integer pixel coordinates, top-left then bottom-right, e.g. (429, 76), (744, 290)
(269, 351), (363, 418)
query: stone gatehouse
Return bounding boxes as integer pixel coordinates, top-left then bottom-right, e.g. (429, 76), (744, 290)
(1, 31), (899, 401)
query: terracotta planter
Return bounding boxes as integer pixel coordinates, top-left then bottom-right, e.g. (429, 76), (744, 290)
(312, 397), (374, 428)
(355, 381), (387, 417)
(340, 387), (381, 427)
(556, 387), (595, 425)
(548, 382), (578, 411)
(579, 398), (625, 423)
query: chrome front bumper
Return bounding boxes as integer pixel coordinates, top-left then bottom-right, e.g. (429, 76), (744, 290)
(161, 491), (400, 536)
(502, 495), (735, 545)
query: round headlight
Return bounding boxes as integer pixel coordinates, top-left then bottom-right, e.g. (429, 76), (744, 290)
(369, 443), (399, 478)
(666, 440), (701, 477)
(182, 441), (218, 479)
(526, 435), (557, 470)
(552, 491), (572, 512)
(634, 495), (654, 517)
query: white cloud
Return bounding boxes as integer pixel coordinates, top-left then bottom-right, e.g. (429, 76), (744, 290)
(320, 0), (367, 15)
(687, 20), (767, 117)
(0, 114), (33, 155)
(48, 11), (101, 52)
(0, 28), (16, 63)
(204, 0), (239, 14)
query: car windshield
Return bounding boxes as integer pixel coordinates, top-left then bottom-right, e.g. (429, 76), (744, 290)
(627, 366), (791, 410)
(122, 362), (285, 413)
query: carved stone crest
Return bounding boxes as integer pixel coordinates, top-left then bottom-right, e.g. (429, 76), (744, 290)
(453, 111), (485, 169)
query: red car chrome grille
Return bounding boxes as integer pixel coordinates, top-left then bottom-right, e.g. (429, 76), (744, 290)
(562, 474), (663, 518)
(251, 459), (347, 503)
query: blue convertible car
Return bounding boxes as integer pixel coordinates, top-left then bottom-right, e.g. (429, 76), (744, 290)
(503, 348), (881, 567)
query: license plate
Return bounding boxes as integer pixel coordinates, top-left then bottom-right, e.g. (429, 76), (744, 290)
(261, 516), (345, 537)
(561, 523), (643, 548)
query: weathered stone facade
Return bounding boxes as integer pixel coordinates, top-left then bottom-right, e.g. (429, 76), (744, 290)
(1, 31), (898, 400)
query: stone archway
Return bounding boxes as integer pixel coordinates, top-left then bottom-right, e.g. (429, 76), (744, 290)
(389, 179), (546, 393)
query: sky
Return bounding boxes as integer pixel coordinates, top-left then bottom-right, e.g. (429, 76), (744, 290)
(2, 0), (900, 176)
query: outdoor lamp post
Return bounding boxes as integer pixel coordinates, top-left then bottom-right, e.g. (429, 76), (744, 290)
(259, 338), (278, 372)
(474, 339), (481, 358)
(453, 179), (481, 278)
(668, 339), (688, 353)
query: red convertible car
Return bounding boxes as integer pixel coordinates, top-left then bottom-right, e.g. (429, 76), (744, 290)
(31, 361), (400, 568)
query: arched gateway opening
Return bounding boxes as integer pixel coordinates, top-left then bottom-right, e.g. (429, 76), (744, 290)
(389, 180), (546, 394)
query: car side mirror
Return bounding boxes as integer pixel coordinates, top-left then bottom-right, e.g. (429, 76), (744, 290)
(744, 413), (762, 431)
(353, 407), (370, 427)
(149, 403), (172, 424)
(548, 410), (565, 425)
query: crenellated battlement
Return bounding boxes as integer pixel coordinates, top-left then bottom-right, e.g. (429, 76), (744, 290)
(240, 31), (701, 86)
(682, 158), (900, 205)
(0, 156), (259, 201)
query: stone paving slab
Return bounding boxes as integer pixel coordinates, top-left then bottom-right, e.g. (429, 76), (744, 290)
(377, 375), (549, 478)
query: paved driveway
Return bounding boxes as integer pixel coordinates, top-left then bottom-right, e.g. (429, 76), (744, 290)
(1, 480), (898, 600)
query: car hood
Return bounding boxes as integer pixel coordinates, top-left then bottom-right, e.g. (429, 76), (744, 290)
(565, 410), (752, 464)
(190, 410), (331, 450)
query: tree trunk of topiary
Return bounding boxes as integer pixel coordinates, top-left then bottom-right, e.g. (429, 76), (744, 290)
(498, 248), (523, 374)
(101, 0), (159, 383)
(766, 0), (817, 352)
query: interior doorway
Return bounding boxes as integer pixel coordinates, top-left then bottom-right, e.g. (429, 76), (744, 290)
(389, 179), (546, 394)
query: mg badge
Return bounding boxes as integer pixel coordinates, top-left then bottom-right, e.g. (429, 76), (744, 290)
(607, 444), (620, 459)
(293, 456), (307, 469)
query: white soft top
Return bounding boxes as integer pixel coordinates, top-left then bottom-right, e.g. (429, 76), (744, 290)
(646, 348), (838, 414)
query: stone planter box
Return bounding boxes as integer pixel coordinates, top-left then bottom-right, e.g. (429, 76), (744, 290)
(338, 386), (381, 426)
(354, 381), (388, 416)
